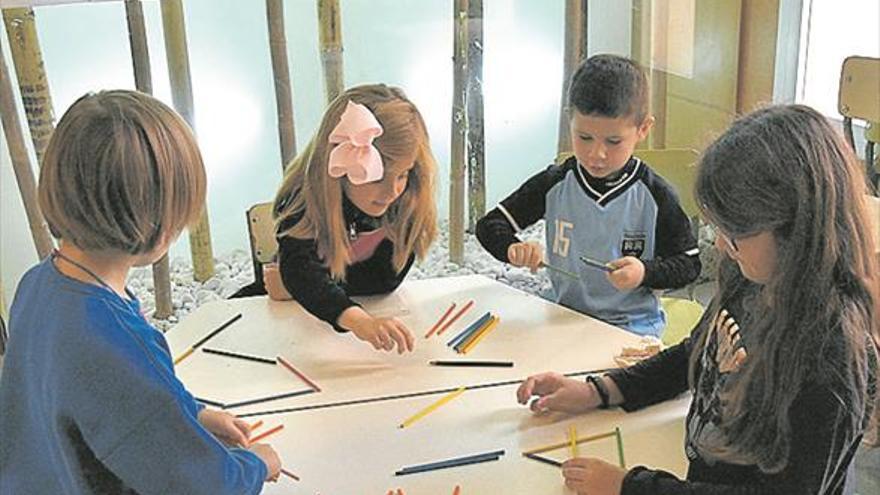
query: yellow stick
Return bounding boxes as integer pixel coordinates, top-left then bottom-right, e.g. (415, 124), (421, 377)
(523, 430), (617, 455)
(460, 316), (500, 354)
(173, 347), (194, 365)
(569, 425), (578, 458)
(398, 387), (466, 429)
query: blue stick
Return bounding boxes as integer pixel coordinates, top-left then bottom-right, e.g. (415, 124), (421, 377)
(446, 312), (492, 347)
(395, 449), (505, 476)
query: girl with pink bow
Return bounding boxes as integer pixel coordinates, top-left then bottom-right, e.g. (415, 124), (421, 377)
(269, 84), (437, 353)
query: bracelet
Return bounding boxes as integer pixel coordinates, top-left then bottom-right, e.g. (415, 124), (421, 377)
(586, 375), (610, 409)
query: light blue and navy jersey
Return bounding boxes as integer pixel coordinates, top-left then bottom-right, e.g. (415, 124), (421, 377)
(476, 156), (700, 335)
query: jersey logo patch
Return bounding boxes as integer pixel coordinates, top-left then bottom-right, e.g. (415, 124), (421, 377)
(621, 232), (646, 258)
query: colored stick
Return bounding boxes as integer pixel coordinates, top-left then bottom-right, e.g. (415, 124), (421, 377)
(615, 427), (626, 468)
(280, 468), (300, 481)
(223, 389), (315, 409)
(436, 300), (475, 335)
(425, 302), (457, 338)
(398, 387), (466, 429)
(195, 396), (225, 408)
(395, 449), (505, 476)
(540, 261), (578, 279)
(429, 360), (513, 368)
(249, 420), (264, 432)
(453, 315), (495, 352)
(579, 255), (614, 272)
(248, 424), (284, 444)
(569, 425), (578, 458)
(460, 317), (501, 354)
(276, 355), (322, 392)
(446, 312), (492, 347)
(173, 313), (243, 364)
(523, 452), (562, 467)
(202, 347), (276, 365)
(523, 430), (617, 455)
(173, 347), (194, 365)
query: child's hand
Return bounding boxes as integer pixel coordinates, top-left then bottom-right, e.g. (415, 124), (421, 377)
(516, 372), (598, 414)
(606, 256), (645, 290)
(507, 242), (544, 273)
(197, 409), (250, 447)
(351, 316), (415, 354)
(249, 443), (282, 482)
(562, 457), (626, 495)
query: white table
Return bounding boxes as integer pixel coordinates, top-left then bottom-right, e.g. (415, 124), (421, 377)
(167, 275), (690, 493)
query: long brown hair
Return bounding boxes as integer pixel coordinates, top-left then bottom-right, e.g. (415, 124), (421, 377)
(694, 105), (879, 471)
(273, 84), (437, 280)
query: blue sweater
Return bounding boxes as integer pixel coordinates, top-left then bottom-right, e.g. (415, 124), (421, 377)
(0, 259), (267, 494)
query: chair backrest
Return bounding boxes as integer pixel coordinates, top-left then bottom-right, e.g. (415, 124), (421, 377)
(839, 56), (880, 123)
(247, 202), (278, 272)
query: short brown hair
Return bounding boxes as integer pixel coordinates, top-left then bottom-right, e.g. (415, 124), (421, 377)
(568, 54), (650, 124)
(38, 90), (206, 254)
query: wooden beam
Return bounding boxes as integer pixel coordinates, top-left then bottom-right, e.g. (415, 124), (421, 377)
(465, 0), (485, 233)
(557, 0), (587, 155)
(266, 0), (296, 168)
(317, 0), (343, 103)
(160, 0), (214, 282)
(2, 7), (55, 163)
(737, 0), (779, 114)
(0, 32), (54, 258)
(448, 0), (467, 264)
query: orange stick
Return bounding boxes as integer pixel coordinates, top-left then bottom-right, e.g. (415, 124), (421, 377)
(453, 486), (461, 495)
(248, 424), (284, 444)
(248, 420), (263, 432)
(280, 467), (300, 481)
(276, 355), (322, 392)
(436, 300), (475, 336)
(424, 302), (457, 338)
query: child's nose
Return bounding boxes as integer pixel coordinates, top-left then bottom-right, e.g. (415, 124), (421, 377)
(589, 143), (606, 160)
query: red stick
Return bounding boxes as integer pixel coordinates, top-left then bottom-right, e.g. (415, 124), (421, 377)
(248, 424), (284, 444)
(276, 355), (322, 392)
(424, 302), (457, 338)
(280, 467), (300, 481)
(436, 300), (475, 336)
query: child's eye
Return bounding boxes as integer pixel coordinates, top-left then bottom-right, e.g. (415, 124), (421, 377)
(606, 139), (622, 146)
(578, 135), (592, 142)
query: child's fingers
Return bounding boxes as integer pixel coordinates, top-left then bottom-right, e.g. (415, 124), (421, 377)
(387, 325), (409, 354)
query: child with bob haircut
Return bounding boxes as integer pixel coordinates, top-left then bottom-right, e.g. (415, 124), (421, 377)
(269, 84), (437, 354)
(516, 104), (879, 494)
(476, 54), (700, 336)
(0, 90), (280, 494)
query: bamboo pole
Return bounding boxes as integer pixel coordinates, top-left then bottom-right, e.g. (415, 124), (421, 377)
(2, 7), (55, 165)
(317, 0), (343, 104)
(266, 0), (296, 168)
(631, 0), (666, 149)
(160, 0), (215, 282)
(465, 0), (485, 233)
(448, 0), (467, 264)
(0, 34), (55, 259)
(557, 0), (587, 155)
(125, 0), (173, 319)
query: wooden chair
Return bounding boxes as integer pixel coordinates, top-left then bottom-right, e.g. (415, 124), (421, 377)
(838, 56), (880, 192)
(243, 202), (291, 300)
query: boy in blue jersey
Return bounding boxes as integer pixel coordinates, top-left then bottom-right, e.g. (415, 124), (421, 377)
(0, 90), (280, 494)
(476, 54), (700, 335)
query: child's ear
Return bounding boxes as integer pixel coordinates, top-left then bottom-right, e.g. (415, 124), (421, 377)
(637, 116), (655, 141)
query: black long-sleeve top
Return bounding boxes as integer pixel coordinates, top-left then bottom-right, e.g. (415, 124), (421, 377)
(277, 195), (414, 331)
(605, 283), (877, 494)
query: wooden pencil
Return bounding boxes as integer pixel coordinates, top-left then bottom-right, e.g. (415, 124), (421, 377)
(223, 389), (315, 409)
(429, 360), (513, 368)
(446, 312), (492, 348)
(452, 314), (494, 352)
(173, 313), (243, 365)
(435, 300), (475, 336)
(615, 427), (626, 468)
(425, 302), (457, 338)
(523, 452), (562, 467)
(202, 347), (276, 365)
(276, 355), (322, 392)
(280, 467), (300, 481)
(522, 430), (617, 455)
(460, 316), (500, 354)
(249, 420), (264, 432)
(395, 449), (504, 476)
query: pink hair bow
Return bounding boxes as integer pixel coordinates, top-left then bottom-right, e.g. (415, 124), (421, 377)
(327, 101), (384, 185)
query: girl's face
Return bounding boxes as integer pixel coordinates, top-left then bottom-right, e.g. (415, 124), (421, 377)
(343, 162), (413, 217)
(714, 228), (779, 284)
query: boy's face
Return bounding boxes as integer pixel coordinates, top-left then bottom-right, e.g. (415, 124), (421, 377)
(569, 111), (653, 178)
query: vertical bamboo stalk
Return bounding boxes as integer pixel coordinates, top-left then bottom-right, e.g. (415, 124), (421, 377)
(557, 0), (587, 155)
(631, 0), (666, 149)
(160, 0), (215, 282)
(448, 1), (468, 264)
(0, 35), (54, 259)
(465, 0), (485, 233)
(317, 0), (343, 104)
(125, 0), (174, 319)
(266, 0), (297, 168)
(2, 7), (55, 165)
